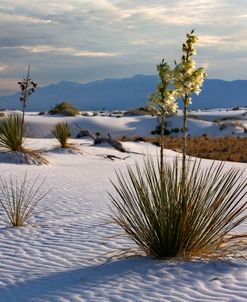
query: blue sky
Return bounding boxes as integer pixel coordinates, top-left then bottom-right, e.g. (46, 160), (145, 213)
(0, 0), (247, 95)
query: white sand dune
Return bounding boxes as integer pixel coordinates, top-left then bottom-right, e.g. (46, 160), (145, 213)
(23, 114), (159, 138)
(23, 112), (247, 139)
(0, 112), (247, 301)
(4, 110), (246, 139)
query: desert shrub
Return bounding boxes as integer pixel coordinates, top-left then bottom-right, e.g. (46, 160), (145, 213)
(38, 111), (45, 115)
(124, 107), (152, 116)
(151, 123), (170, 135)
(0, 173), (48, 227)
(52, 122), (71, 148)
(48, 102), (79, 116)
(0, 112), (5, 117)
(171, 127), (180, 133)
(0, 114), (25, 151)
(110, 157), (247, 259)
(219, 123), (227, 131)
(133, 136), (145, 142)
(119, 135), (127, 142)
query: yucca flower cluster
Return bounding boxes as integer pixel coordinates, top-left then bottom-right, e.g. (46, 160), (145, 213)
(150, 30), (206, 116)
(149, 60), (178, 116)
(173, 31), (206, 105)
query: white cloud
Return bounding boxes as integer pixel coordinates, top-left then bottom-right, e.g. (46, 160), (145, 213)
(0, 63), (8, 72)
(197, 36), (231, 47)
(0, 0), (247, 94)
(2, 45), (120, 57)
(0, 13), (53, 24)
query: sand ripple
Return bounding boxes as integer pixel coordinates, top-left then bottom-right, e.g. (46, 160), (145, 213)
(0, 140), (247, 301)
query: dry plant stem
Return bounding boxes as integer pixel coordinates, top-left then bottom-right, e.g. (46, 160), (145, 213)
(182, 100), (188, 182)
(21, 65), (30, 131)
(160, 110), (165, 176)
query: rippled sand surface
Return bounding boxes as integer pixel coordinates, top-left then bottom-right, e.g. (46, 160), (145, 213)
(0, 139), (246, 302)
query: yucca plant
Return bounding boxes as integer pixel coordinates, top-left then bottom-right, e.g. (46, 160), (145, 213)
(110, 30), (247, 260)
(0, 114), (48, 165)
(110, 157), (247, 258)
(52, 122), (71, 148)
(0, 173), (49, 227)
(0, 114), (25, 151)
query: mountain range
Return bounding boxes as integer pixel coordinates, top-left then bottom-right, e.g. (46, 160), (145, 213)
(0, 75), (246, 111)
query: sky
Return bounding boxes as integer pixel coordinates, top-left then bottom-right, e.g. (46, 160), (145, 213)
(0, 0), (247, 96)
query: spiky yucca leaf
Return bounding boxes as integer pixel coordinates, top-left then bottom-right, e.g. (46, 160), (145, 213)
(52, 122), (70, 148)
(0, 114), (25, 151)
(110, 157), (247, 259)
(0, 173), (49, 226)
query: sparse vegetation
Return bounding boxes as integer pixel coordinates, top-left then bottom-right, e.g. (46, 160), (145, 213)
(0, 173), (48, 227)
(119, 135), (247, 163)
(49, 102), (79, 116)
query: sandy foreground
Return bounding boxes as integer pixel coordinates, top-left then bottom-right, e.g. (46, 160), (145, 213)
(0, 113), (247, 301)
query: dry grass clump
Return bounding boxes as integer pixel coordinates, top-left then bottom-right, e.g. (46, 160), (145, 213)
(0, 173), (49, 227)
(110, 157), (247, 259)
(162, 136), (247, 163)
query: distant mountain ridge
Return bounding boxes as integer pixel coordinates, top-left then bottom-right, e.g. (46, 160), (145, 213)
(0, 75), (246, 111)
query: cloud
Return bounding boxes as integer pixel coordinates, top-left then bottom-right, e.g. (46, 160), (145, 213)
(197, 36), (231, 47)
(0, 0), (247, 96)
(0, 12), (53, 24)
(2, 45), (120, 57)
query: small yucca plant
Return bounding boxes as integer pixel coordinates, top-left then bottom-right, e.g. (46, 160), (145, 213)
(52, 122), (71, 148)
(0, 173), (48, 227)
(0, 114), (48, 165)
(0, 114), (25, 151)
(110, 157), (247, 259)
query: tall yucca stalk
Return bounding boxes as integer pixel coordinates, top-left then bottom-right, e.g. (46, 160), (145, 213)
(0, 114), (25, 151)
(52, 122), (71, 148)
(0, 173), (48, 227)
(110, 157), (247, 258)
(173, 30), (206, 180)
(148, 60), (177, 175)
